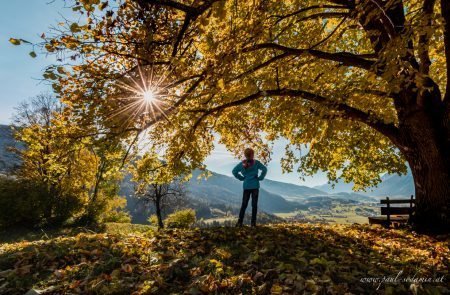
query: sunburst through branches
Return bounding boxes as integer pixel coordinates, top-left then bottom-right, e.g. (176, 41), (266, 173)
(107, 65), (177, 130)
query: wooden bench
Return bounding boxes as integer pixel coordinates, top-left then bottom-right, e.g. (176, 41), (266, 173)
(368, 195), (415, 227)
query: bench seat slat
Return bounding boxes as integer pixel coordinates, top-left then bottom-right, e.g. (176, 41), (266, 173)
(368, 216), (409, 224)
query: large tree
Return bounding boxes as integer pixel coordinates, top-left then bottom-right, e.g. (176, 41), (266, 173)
(18, 0), (449, 231)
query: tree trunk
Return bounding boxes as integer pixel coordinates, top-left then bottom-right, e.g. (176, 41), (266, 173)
(398, 108), (450, 233)
(155, 197), (164, 229)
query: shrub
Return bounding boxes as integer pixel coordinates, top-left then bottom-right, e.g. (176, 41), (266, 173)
(165, 209), (196, 229)
(148, 214), (159, 226)
(102, 210), (131, 223)
(100, 196), (131, 223)
(0, 176), (83, 228)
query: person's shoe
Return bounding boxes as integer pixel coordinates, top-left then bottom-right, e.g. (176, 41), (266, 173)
(235, 222), (243, 227)
(251, 223), (257, 227)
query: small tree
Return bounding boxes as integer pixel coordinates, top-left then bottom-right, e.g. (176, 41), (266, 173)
(11, 93), (128, 226)
(137, 182), (186, 228)
(131, 153), (187, 229)
(12, 93), (94, 224)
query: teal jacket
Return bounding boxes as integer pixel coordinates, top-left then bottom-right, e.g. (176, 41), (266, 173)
(232, 160), (268, 189)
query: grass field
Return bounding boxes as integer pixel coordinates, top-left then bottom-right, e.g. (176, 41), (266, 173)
(274, 204), (377, 224)
(0, 223), (155, 244)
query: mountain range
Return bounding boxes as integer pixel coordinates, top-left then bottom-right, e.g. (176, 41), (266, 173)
(314, 172), (414, 197)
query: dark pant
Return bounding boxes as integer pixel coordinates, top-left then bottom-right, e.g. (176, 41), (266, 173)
(238, 189), (259, 226)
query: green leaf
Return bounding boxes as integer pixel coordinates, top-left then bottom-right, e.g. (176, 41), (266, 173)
(29, 51), (37, 58)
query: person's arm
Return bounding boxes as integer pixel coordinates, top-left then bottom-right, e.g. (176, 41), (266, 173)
(232, 162), (245, 181)
(258, 161), (267, 181)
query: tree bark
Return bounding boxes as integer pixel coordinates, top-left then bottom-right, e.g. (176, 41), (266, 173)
(398, 106), (450, 232)
(155, 196), (164, 229)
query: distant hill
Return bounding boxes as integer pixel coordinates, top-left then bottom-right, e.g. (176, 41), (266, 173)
(0, 125), (21, 172)
(368, 172), (414, 196)
(188, 170), (297, 213)
(326, 192), (376, 203)
(314, 170), (414, 197)
(260, 178), (327, 201)
(120, 170), (296, 223)
(122, 169), (379, 223)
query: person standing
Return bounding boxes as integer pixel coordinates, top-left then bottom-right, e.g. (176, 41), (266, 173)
(232, 148), (268, 227)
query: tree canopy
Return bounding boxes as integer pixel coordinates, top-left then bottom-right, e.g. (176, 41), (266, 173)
(13, 0), (450, 229)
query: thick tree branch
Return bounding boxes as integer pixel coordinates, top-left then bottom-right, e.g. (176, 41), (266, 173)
(244, 43), (376, 71)
(138, 0), (219, 57)
(271, 5), (348, 24)
(172, 15), (192, 57)
(230, 52), (292, 82)
(353, 88), (398, 99)
(190, 88), (400, 144)
(418, 0), (436, 75)
(138, 0), (220, 16)
(298, 12), (349, 22)
(279, 12), (349, 25)
(326, 0), (355, 6)
(137, 0), (198, 14)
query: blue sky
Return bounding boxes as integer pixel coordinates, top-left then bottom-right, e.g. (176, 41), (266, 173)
(0, 1), (328, 186)
(0, 1), (69, 124)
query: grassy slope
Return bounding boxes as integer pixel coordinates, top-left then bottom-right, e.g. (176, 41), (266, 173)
(0, 223), (448, 294)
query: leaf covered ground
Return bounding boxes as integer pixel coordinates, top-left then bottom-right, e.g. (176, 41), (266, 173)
(0, 223), (448, 294)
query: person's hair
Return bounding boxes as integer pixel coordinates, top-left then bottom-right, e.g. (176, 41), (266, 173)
(244, 148), (254, 160)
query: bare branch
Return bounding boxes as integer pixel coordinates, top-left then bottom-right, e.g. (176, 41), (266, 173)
(309, 16), (348, 49)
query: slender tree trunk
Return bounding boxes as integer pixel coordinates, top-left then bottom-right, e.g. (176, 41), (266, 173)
(398, 107), (450, 232)
(155, 196), (164, 229)
(85, 160), (106, 224)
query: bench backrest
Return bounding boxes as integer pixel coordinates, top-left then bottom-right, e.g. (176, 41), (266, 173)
(379, 195), (415, 223)
(380, 206), (413, 215)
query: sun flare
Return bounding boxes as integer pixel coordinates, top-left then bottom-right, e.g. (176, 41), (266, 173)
(142, 90), (155, 103)
(107, 64), (186, 131)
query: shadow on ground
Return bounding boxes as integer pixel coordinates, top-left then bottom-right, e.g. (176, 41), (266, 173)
(0, 223), (448, 294)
